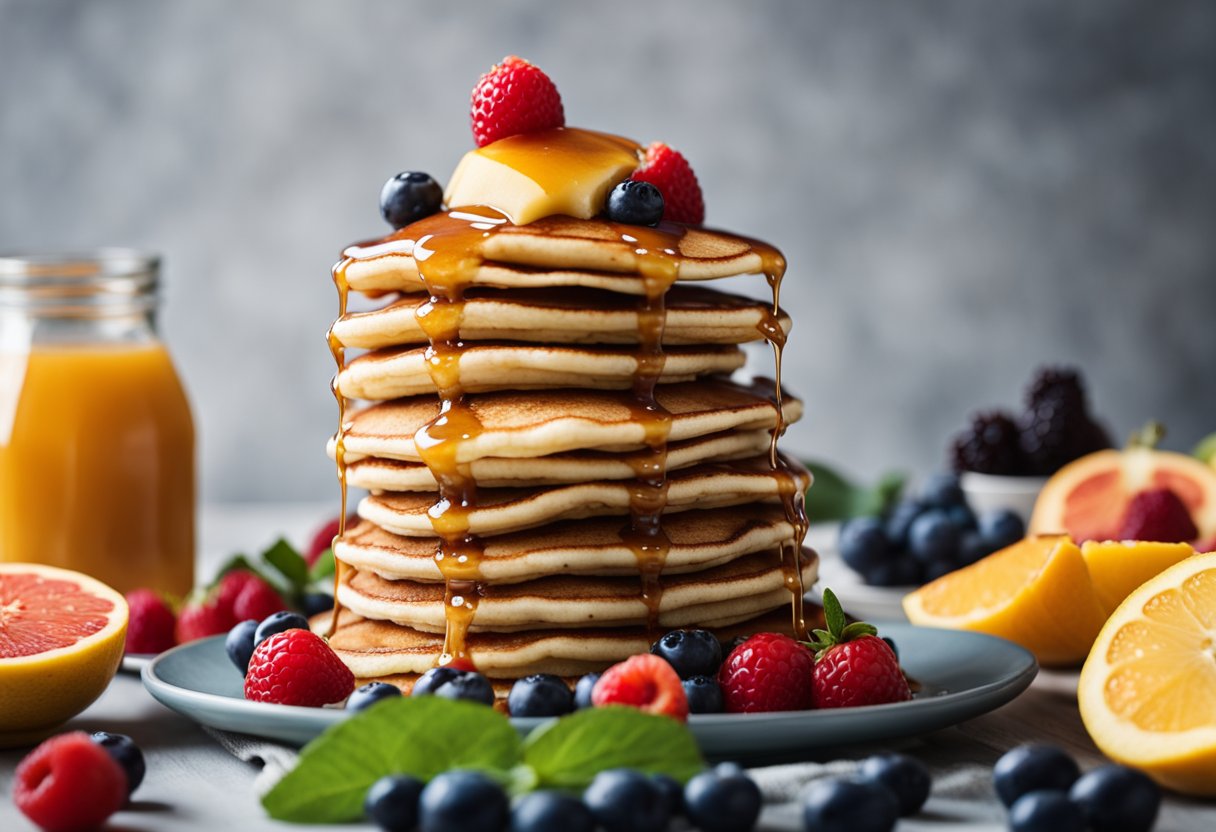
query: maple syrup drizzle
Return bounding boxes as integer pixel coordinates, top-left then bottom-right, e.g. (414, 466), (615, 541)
(325, 261), (352, 638)
(615, 224), (682, 634)
(754, 247), (810, 640)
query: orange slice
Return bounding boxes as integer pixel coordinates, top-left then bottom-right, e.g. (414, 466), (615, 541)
(902, 535), (1108, 666)
(1078, 552), (1216, 796)
(1029, 447), (1216, 542)
(1080, 540), (1196, 614)
(0, 563), (128, 747)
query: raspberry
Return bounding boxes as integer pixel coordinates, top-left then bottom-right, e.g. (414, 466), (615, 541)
(1117, 488), (1199, 543)
(717, 632), (815, 713)
(123, 588), (177, 654)
(231, 576), (287, 622)
(176, 595), (233, 643)
(950, 410), (1025, 475)
(630, 142), (705, 225)
(14, 731), (127, 832)
(591, 654), (689, 722)
(245, 629), (355, 706)
(807, 589), (911, 709)
(470, 55), (565, 148)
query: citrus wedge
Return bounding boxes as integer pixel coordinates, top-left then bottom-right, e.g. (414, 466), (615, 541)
(902, 535), (1108, 666)
(1080, 540), (1196, 614)
(0, 563), (128, 747)
(1078, 552), (1216, 796)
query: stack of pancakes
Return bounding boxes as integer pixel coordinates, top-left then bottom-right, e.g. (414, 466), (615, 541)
(323, 209), (816, 693)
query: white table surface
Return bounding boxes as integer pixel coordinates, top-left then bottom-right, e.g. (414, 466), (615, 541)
(1, 503), (1213, 831)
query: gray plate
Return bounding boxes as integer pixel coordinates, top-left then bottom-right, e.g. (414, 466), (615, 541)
(142, 624), (1036, 758)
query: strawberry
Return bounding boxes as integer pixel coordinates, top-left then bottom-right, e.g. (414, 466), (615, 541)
(1117, 487), (1199, 543)
(14, 732), (128, 832)
(630, 142), (705, 225)
(591, 653), (689, 722)
(306, 514), (356, 566)
(123, 589), (177, 654)
(244, 629), (355, 706)
(717, 632), (815, 713)
(470, 55), (565, 148)
(806, 588), (911, 709)
(214, 569), (260, 615)
(175, 594), (233, 643)
(232, 577), (287, 622)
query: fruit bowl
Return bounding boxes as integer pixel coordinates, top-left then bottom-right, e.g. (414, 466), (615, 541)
(959, 472), (1048, 521)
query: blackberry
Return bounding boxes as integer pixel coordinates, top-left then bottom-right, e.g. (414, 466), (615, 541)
(1019, 393), (1111, 475)
(1025, 365), (1086, 412)
(950, 410), (1024, 475)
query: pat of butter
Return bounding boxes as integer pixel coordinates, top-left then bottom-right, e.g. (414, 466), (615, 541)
(445, 128), (641, 225)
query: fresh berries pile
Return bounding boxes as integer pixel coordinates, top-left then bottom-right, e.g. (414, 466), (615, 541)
(470, 55), (565, 148)
(13, 731), (145, 832)
(951, 365), (1111, 476)
(994, 744), (1160, 832)
(630, 141), (705, 225)
(838, 472), (1026, 586)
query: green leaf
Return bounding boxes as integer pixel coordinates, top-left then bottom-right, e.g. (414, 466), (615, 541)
(309, 548), (336, 583)
(262, 697), (521, 823)
(821, 587), (846, 637)
(802, 460), (905, 523)
(262, 538), (309, 591)
(523, 706), (703, 789)
(840, 621), (878, 641)
(1193, 432), (1216, 465)
(212, 554), (255, 585)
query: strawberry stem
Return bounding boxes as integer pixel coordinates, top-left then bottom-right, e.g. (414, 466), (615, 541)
(803, 587), (878, 660)
(1127, 421), (1165, 451)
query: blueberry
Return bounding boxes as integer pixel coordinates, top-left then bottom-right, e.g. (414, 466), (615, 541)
(254, 611), (310, 649)
(958, 530), (993, 566)
(922, 472), (965, 509)
(347, 681), (402, 712)
(509, 790), (595, 832)
(418, 770), (508, 832)
(714, 762), (745, 777)
(1008, 790), (1085, 832)
(1068, 765), (1161, 832)
(884, 501), (925, 548)
(301, 591), (334, 618)
(433, 671), (495, 707)
(801, 777), (899, 832)
(508, 674), (574, 718)
(604, 179), (664, 227)
(651, 629), (722, 679)
(364, 773), (424, 832)
(651, 774), (684, 816)
(583, 768), (669, 832)
(683, 768), (762, 832)
(907, 510), (960, 563)
(379, 171), (443, 229)
(993, 745), (1081, 807)
(225, 619), (258, 673)
(945, 503), (977, 531)
(923, 558), (957, 582)
(863, 557), (923, 587)
(90, 732), (145, 797)
(573, 672), (600, 709)
(857, 752), (931, 816)
(682, 675), (724, 714)
(838, 517), (893, 573)
(412, 666), (463, 697)
(979, 509), (1025, 551)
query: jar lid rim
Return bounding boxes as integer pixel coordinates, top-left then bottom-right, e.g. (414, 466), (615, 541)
(0, 249), (160, 281)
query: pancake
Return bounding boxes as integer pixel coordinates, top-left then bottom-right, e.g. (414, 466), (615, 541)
(339, 548), (817, 633)
(337, 429), (774, 491)
(331, 286), (792, 349)
(337, 343), (744, 400)
(335, 505), (795, 583)
(338, 379), (799, 463)
(318, 604), (825, 680)
(359, 457), (811, 538)
(340, 213), (784, 296)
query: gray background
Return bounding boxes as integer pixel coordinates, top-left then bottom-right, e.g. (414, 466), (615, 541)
(2, 0), (1213, 502)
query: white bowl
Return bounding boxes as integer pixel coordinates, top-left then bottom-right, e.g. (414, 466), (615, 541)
(960, 471), (1049, 521)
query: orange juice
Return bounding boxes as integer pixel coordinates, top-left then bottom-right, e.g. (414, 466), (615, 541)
(0, 344), (195, 595)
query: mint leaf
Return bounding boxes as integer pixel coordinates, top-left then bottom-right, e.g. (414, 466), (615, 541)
(524, 707), (703, 789)
(803, 460), (905, 523)
(262, 538), (309, 591)
(309, 548), (336, 583)
(262, 697), (521, 823)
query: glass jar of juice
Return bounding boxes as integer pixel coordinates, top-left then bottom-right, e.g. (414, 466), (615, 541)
(0, 250), (195, 595)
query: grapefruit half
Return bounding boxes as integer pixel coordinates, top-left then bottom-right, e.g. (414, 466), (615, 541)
(1028, 448), (1216, 543)
(0, 563), (128, 747)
